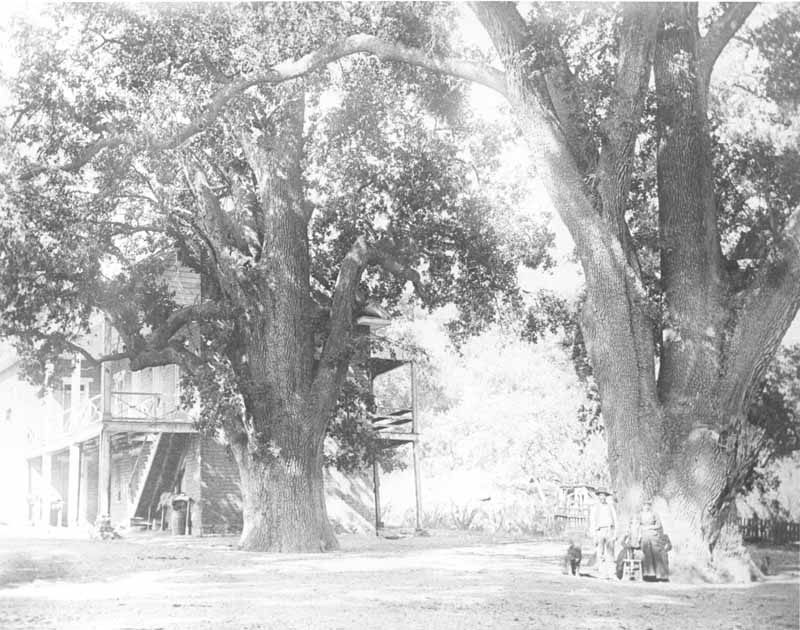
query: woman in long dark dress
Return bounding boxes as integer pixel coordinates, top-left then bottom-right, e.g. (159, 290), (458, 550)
(637, 500), (669, 581)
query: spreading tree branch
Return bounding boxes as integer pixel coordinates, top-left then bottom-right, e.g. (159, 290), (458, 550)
(21, 34), (506, 180)
(179, 162), (251, 304)
(469, 2), (558, 122)
(16, 332), (109, 367)
(81, 218), (166, 237)
(64, 341), (105, 365)
(723, 208), (800, 416)
(96, 300), (224, 372)
(126, 345), (197, 372)
(371, 246), (429, 304)
(698, 3), (756, 86)
(310, 235), (372, 423)
(147, 301), (223, 351)
(312, 235), (427, 419)
(546, 41), (598, 175)
(191, 168), (250, 257)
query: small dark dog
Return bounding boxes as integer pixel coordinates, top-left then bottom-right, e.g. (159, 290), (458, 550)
(562, 541), (582, 576)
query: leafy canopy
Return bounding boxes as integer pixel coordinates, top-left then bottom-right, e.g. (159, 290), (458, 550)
(0, 4), (553, 463)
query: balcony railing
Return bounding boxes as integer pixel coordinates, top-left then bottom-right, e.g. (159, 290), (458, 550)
(26, 395), (102, 447)
(26, 389), (192, 451)
(109, 391), (186, 422)
(62, 394), (103, 432)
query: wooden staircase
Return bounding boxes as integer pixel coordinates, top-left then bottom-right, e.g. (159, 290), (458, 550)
(127, 433), (161, 525)
(135, 433), (190, 526)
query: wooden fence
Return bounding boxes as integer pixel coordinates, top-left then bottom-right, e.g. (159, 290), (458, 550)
(740, 517), (800, 545)
(553, 508), (590, 533)
(551, 513), (799, 544)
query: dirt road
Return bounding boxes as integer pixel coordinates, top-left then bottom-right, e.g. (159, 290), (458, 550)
(0, 529), (797, 630)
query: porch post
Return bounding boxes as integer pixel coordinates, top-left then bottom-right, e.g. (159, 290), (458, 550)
(41, 452), (52, 527)
(70, 355), (82, 430)
(67, 443), (81, 526)
(98, 429), (111, 519)
(101, 366), (112, 420)
(27, 458), (37, 525)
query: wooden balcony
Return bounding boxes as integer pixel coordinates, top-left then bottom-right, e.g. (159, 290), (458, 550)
(26, 395), (103, 454)
(106, 391), (195, 434)
(109, 391), (188, 421)
(27, 390), (195, 457)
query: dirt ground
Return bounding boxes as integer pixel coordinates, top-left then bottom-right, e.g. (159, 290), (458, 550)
(0, 527), (797, 630)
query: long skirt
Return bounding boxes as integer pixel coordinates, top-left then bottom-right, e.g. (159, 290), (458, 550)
(641, 533), (669, 580)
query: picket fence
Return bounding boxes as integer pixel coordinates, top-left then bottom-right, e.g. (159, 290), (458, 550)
(739, 517), (800, 545)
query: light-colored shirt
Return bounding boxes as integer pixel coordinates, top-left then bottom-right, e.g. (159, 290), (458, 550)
(591, 501), (617, 530)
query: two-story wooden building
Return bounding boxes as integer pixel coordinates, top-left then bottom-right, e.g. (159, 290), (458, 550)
(23, 262), (423, 536)
(25, 265), (243, 534)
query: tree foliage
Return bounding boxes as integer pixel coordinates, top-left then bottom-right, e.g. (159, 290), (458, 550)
(0, 4), (558, 550)
(744, 345), (800, 481)
(2, 2), (798, 560)
(376, 312), (609, 486)
(1, 2), (548, 394)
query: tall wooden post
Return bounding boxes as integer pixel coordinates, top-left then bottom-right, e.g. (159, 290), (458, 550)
(191, 436), (202, 536)
(70, 355), (82, 430)
(98, 429), (111, 519)
(67, 443), (81, 526)
(372, 456), (382, 536)
(410, 361), (423, 533)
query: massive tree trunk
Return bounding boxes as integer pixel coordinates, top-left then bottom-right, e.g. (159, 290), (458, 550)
(650, 2), (733, 553)
(473, 1), (664, 514)
(647, 4), (799, 560)
(231, 308), (341, 552)
(232, 422), (336, 552)
(213, 94), (383, 552)
(472, 2), (799, 569)
(105, 83), (422, 552)
(202, 95), (352, 552)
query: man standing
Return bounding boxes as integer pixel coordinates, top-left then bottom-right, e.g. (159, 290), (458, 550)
(590, 489), (617, 578)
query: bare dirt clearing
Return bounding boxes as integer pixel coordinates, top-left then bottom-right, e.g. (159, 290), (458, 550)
(0, 529), (797, 630)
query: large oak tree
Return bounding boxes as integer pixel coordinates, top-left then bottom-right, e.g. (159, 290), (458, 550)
(1, 4), (543, 551)
(463, 3), (799, 564)
(3, 2), (799, 565)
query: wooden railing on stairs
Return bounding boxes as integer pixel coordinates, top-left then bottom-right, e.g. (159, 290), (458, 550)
(128, 434), (162, 520)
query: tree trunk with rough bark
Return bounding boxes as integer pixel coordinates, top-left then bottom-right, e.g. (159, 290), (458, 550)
(471, 2), (800, 570)
(210, 93), (391, 552)
(232, 423), (337, 552)
(199, 95), (359, 552)
(108, 82), (420, 552)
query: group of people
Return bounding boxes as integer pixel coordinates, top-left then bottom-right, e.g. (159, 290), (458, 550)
(589, 490), (671, 581)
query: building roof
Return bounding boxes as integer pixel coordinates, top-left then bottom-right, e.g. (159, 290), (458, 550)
(356, 302), (393, 330)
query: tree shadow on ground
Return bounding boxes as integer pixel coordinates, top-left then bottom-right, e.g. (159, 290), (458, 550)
(0, 552), (74, 588)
